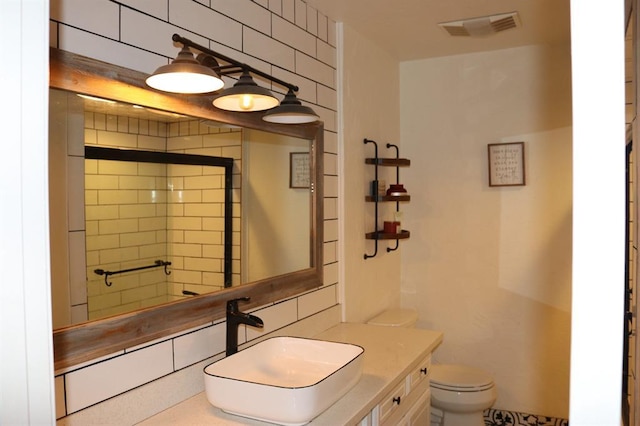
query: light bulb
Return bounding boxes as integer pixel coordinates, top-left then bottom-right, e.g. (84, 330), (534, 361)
(239, 94), (254, 111)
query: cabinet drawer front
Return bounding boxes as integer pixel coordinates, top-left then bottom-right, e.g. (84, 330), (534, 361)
(408, 355), (431, 392)
(379, 381), (407, 425)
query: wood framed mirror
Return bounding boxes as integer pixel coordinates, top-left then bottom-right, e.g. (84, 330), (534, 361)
(50, 48), (324, 370)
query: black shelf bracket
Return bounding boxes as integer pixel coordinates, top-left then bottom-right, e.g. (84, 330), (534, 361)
(364, 138), (379, 259)
(386, 143), (400, 253)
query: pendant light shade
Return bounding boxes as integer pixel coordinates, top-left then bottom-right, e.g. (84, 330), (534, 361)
(146, 46), (225, 94)
(262, 90), (320, 124)
(148, 34), (322, 124)
(212, 70), (279, 112)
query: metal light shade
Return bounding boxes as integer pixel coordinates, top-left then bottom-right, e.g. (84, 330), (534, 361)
(146, 46), (225, 94)
(262, 90), (320, 124)
(212, 71), (279, 112)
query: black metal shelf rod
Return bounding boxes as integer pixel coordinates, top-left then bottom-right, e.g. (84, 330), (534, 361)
(386, 143), (400, 253)
(364, 138), (379, 259)
(94, 260), (172, 287)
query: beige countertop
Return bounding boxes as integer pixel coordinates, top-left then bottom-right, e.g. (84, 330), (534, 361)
(138, 323), (443, 425)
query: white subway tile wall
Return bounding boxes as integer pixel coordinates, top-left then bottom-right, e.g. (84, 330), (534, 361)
(324, 218), (339, 242)
(324, 151), (338, 175)
(295, 0), (307, 28)
(282, 0), (295, 22)
(173, 322), (227, 370)
(324, 197), (338, 220)
(51, 0), (339, 421)
(65, 340), (174, 413)
(298, 285), (337, 319)
(245, 299), (299, 340)
(83, 115), (242, 318)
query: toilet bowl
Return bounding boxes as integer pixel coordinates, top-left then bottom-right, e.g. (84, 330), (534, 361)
(430, 364), (496, 426)
(367, 309), (497, 426)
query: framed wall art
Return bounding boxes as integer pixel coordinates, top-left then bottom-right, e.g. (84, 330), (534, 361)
(289, 152), (310, 188)
(488, 142), (525, 187)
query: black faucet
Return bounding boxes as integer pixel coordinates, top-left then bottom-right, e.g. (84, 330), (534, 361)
(226, 297), (264, 356)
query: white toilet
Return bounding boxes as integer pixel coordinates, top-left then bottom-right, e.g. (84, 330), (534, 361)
(367, 309), (497, 426)
(429, 363), (497, 426)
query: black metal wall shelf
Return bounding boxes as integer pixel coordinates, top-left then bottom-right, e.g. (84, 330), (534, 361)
(365, 158), (411, 167)
(365, 230), (411, 240)
(365, 194), (411, 202)
(363, 138), (411, 259)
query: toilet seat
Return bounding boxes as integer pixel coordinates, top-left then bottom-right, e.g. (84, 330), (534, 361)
(430, 364), (494, 392)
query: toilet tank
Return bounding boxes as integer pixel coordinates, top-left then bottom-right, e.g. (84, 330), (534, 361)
(367, 309), (418, 328)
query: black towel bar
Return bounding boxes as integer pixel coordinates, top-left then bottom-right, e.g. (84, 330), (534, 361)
(94, 260), (171, 287)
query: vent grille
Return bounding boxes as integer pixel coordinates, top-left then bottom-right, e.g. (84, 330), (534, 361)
(491, 16), (518, 32)
(439, 12), (520, 37)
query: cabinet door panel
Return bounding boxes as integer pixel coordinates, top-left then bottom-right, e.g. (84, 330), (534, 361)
(396, 388), (431, 426)
(379, 380), (407, 425)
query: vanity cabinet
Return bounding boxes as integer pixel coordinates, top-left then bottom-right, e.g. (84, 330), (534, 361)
(364, 138), (411, 259)
(377, 379), (407, 424)
(361, 355), (431, 426)
(397, 389), (431, 425)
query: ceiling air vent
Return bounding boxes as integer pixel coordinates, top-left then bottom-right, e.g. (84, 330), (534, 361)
(439, 11), (520, 37)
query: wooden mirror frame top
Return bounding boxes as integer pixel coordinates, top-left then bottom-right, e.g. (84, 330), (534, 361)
(50, 48), (324, 371)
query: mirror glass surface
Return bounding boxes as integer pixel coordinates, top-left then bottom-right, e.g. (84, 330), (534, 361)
(50, 90), (311, 326)
(49, 48), (323, 370)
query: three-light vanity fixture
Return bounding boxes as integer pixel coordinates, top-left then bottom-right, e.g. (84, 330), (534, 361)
(146, 34), (319, 124)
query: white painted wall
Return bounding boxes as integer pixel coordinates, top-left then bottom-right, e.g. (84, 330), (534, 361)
(570, 1), (625, 424)
(399, 44), (573, 418)
(339, 23), (403, 323)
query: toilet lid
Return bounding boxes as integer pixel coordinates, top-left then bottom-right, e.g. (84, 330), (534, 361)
(430, 364), (494, 391)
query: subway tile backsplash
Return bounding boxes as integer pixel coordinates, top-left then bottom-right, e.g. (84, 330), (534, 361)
(173, 322), (226, 370)
(51, 0), (339, 422)
(65, 340), (174, 413)
(246, 299), (299, 340)
(298, 285), (338, 319)
(55, 284), (339, 418)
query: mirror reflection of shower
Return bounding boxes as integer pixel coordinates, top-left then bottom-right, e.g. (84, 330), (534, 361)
(85, 148), (233, 321)
(49, 89), (311, 327)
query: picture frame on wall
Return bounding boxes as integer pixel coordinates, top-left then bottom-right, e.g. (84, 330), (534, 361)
(289, 152), (310, 188)
(488, 142), (526, 187)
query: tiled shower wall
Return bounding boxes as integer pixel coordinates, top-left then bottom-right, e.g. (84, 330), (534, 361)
(85, 157), (170, 318)
(50, 0), (339, 422)
(84, 112), (243, 320)
(165, 124), (244, 292)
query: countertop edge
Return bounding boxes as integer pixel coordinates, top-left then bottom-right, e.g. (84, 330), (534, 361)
(312, 323), (443, 424)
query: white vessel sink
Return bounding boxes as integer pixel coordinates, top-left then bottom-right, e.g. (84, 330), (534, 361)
(204, 336), (364, 425)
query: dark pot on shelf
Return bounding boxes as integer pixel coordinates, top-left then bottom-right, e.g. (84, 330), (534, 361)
(387, 184), (407, 196)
